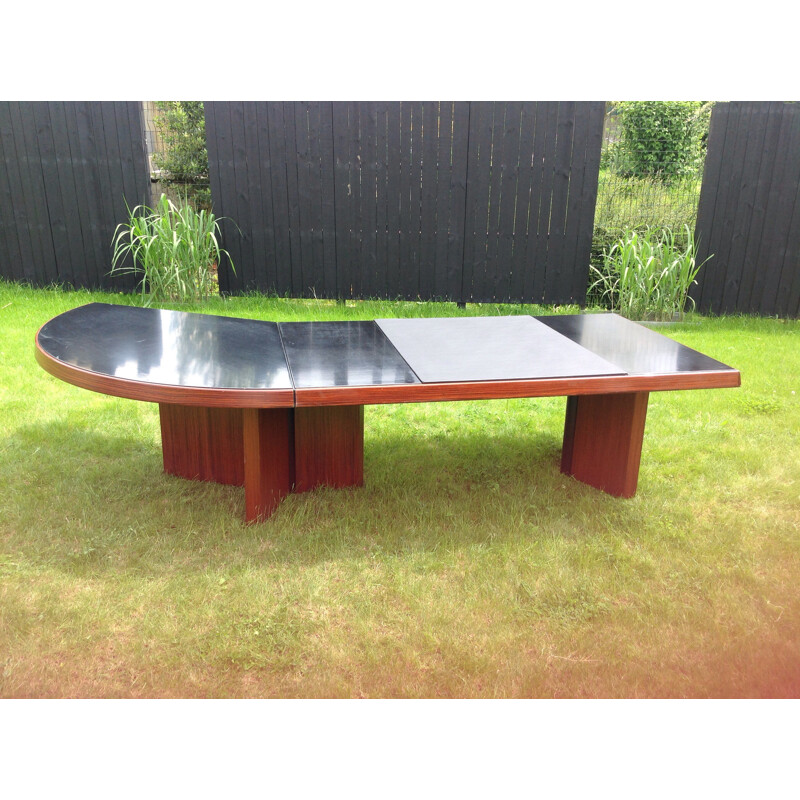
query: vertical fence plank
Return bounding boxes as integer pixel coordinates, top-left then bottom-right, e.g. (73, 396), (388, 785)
(692, 103), (727, 311)
(31, 103), (71, 286)
(251, 101), (277, 293)
(373, 102), (390, 299)
(384, 103), (402, 299)
(266, 103), (294, 296)
(695, 101), (800, 316)
(777, 175), (800, 318)
(332, 101), (353, 299)
(0, 103), (22, 281)
(406, 102), (424, 300)
(713, 102), (753, 309)
(734, 102), (784, 313)
(318, 102), (338, 298)
(432, 102), (452, 300)
(74, 103), (109, 288)
(12, 102), (54, 286)
(418, 101), (439, 300)
(206, 102), (239, 291)
(396, 102), (413, 300)
(461, 101), (492, 302)
(495, 102), (525, 302)
(567, 101), (605, 304)
(756, 105), (800, 315)
(242, 101), (267, 292)
(358, 103), (378, 298)
(508, 103), (537, 303)
(278, 103), (303, 296)
(0, 102), (36, 283)
(231, 102), (257, 292)
(696, 103), (740, 311)
(720, 103), (771, 311)
(47, 102), (84, 288)
(530, 102), (560, 301)
(477, 102), (505, 301)
(447, 102), (470, 302)
(543, 101), (576, 302)
(294, 102), (321, 296)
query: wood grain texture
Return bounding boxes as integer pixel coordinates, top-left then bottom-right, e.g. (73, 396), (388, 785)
(292, 369), (740, 408)
(242, 408), (295, 523)
(294, 405), (364, 492)
(159, 404), (244, 485)
(561, 392), (649, 498)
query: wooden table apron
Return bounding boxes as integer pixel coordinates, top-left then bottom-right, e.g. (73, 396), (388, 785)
(35, 311), (740, 524)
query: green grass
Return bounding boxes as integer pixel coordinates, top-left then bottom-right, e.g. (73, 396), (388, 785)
(1, 280), (799, 698)
(594, 169), (703, 233)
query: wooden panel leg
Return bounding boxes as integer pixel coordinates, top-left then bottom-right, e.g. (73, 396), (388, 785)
(294, 405), (364, 493)
(561, 392), (649, 498)
(242, 408), (294, 523)
(159, 403), (244, 485)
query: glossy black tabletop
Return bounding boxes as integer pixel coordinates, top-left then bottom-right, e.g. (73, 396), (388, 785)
(376, 316), (626, 382)
(37, 305), (737, 395)
(279, 321), (419, 388)
(537, 313), (735, 375)
(37, 303), (293, 390)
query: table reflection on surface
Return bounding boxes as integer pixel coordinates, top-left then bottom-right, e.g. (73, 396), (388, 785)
(37, 303), (293, 390)
(279, 321), (420, 388)
(38, 306), (737, 395)
(536, 314), (735, 375)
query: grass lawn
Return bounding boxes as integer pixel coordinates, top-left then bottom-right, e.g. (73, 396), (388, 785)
(1, 279), (798, 698)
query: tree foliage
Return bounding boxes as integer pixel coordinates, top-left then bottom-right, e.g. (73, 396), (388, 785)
(152, 101), (211, 209)
(611, 101), (712, 182)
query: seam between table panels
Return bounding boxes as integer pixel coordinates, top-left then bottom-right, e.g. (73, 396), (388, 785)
(370, 319), (424, 385)
(275, 322), (298, 406)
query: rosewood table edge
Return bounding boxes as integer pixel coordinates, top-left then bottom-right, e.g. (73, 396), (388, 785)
(292, 370), (741, 407)
(34, 341), (296, 408)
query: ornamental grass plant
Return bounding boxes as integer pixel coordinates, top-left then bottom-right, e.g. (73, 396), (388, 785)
(590, 225), (711, 321)
(111, 193), (233, 306)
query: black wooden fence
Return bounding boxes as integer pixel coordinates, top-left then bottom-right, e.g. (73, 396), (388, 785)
(0, 101), (150, 292)
(205, 101), (605, 304)
(2, 100), (799, 317)
(693, 101), (800, 317)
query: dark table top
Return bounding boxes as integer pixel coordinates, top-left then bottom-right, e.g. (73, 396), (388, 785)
(36, 304), (738, 400)
(37, 303), (293, 390)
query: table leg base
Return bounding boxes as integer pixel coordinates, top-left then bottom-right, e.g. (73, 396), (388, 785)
(159, 404), (245, 486)
(159, 403), (365, 523)
(294, 405), (364, 493)
(561, 392), (649, 498)
(242, 408), (295, 524)
(160, 393), (649, 521)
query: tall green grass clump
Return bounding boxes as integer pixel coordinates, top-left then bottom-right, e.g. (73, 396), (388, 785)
(111, 193), (234, 306)
(589, 225), (711, 321)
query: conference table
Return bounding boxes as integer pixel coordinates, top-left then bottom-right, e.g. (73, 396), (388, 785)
(35, 303), (740, 523)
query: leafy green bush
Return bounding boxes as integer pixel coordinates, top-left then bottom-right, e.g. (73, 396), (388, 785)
(612, 101), (711, 182)
(589, 225), (711, 320)
(111, 194), (234, 305)
(152, 101), (211, 210)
